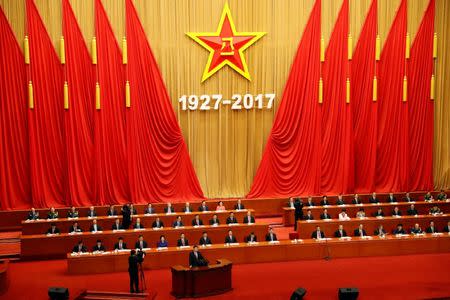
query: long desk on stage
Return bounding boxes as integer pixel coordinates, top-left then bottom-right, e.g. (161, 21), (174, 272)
(21, 209), (252, 235)
(296, 214), (449, 239)
(66, 234), (450, 274)
(21, 223), (269, 259)
(283, 201), (450, 226)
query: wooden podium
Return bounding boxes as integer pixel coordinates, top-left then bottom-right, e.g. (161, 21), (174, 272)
(171, 259), (232, 298)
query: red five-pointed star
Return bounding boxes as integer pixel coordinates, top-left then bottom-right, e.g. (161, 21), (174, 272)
(186, 3), (266, 82)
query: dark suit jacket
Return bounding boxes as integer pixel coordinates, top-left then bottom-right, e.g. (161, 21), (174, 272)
(373, 211), (384, 217)
(265, 233), (278, 241)
(306, 202), (315, 207)
(411, 228), (423, 234)
(27, 212), (39, 220)
(425, 226), (438, 233)
(67, 211), (79, 218)
(320, 200), (330, 206)
(72, 245), (87, 253)
(46, 227), (60, 234)
(334, 230), (347, 237)
(112, 223), (123, 230)
(114, 242), (127, 250)
(107, 209), (117, 216)
(226, 217), (238, 224)
(145, 208), (155, 214)
(93, 244), (106, 251)
(374, 229), (386, 236)
(192, 219), (204, 226)
(209, 219), (220, 225)
(177, 238), (189, 247)
(133, 223), (145, 229)
(164, 207), (175, 213)
(320, 213), (331, 219)
(87, 211), (97, 217)
(225, 235), (237, 243)
(69, 226), (82, 233)
(403, 197), (414, 202)
(183, 206), (192, 213)
(135, 240), (148, 249)
(234, 203), (245, 210)
(407, 209), (418, 215)
(173, 221), (184, 227)
(387, 196), (397, 203)
(336, 200), (345, 205)
(245, 235), (257, 242)
(47, 212), (58, 219)
(391, 210), (402, 216)
(369, 197), (379, 203)
(152, 220), (164, 228)
(89, 225), (102, 232)
(243, 216), (255, 223)
(198, 205), (209, 212)
(444, 225), (450, 233)
(352, 199), (361, 204)
(199, 237), (212, 245)
(393, 229), (406, 234)
(189, 251), (207, 267)
(303, 215), (314, 220)
(128, 254), (143, 273)
(354, 229), (367, 236)
(311, 231), (325, 239)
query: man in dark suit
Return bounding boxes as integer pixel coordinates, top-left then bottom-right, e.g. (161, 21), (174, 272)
(243, 211), (255, 224)
(265, 227), (278, 241)
(245, 232), (257, 243)
(403, 192), (414, 202)
(334, 224), (347, 237)
(107, 205), (117, 216)
(199, 232), (212, 245)
(114, 237), (127, 250)
(336, 195), (345, 205)
(407, 204), (418, 216)
(69, 222), (82, 233)
(234, 199), (245, 210)
(320, 208), (331, 220)
(112, 218), (123, 230)
(306, 197), (315, 207)
(387, 193), (397, 203)
(173, 216), (184, 228)
(133, 218), (145, 229)
(354, 224), (367, 237)
(122, 204), (132, 229)
(374, 225), (386, 236)
(444, 221), (450, 233)
(90, 219), (102, 232)
(46, 223), (60, 235)
(311, 226), (325, 239)
(183, 202), (192, 213)
(87, 206), (97, 218)
(145, 203), (155, 214)
(164, 203), (175, 214)
(373, 207), (384, 217)
(352, 194), (362, 204)
(27, 208), (40, 220)
(293, 198), (304, 230)
(177, 233), (189, 247)
(391, 206), (402, 216)
(320, 196), (330, 206)
(226, 212), (238, 224)
(393, 224), (406, 235)
(410, 223), (423, 234)
(369, 192), (379, 204)
(287, 198), (295, 208)
(189, 245), (208, 267)
(129, 204), (137, 216)
(426, 221), (438, 233)
(67, 206), (79, 218)
(225, 230), (237, 243)
(92, 239), (106, 252)
(128, 249), (144, 293)
(192, 215), (204, 226)
(198, 200), (209, 212)
(209, 214), (220, 226)
(47, 207), (58, 219)
(303, 209), (314, 220)
(72, 240), (87, 253)
(152, 217), (164, 228)
(135, 235), (148, 250)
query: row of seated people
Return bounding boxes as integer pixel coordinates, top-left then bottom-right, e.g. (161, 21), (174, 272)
(70, 228), (279, 253)
(27, 200), (247, 220)
(45, 211), (256, 235)
(302, 204), (444, 221)
(311, 221), (450, 239)
(287, 191), (448, 208)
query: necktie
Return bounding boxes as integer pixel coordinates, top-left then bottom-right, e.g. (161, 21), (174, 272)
(195, 252), (198, 258)
(317, 231), (321, 238)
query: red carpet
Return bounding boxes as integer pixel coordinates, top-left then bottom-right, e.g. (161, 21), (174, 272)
(1, 253), (450, 299)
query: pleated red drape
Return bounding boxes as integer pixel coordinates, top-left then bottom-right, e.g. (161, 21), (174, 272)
(0, 8), (31, 209)
(94, 0), (129, 204)
(26, 0), (66, 207)
(246, 0), (322, 198)
(376, 0), (408, 192)
(63, 0), (95, 206)
(408, 0), (434, 191)
(352, 0), (377, 193)
(125, 0), (204, 203)
(321, 0), (354, 194)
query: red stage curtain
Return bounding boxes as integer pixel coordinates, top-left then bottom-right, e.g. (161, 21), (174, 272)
(247, 0), (322, 198)
(408, 0), (434, 191)
(321, 0), (354, 194)
(352, 0), (377, 193)
(63, 0), (95, 206)
(376, 0), (408, 192)
(0, 8), (31, 209)
(125, 0), (204, 202)
(26, 0), (66, 207)
(94, 0), (129, 204)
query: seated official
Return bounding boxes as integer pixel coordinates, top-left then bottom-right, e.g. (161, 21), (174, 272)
(87, 206), (97, 218)
(47, 207), (58, 219)
(198, 200), (209, 212)
(157, 235), (168, 248)
(27, 207), (39, 220)
(114, 237), (127, 250)
(373, 208), (384, 217)
(410, 223), (423, 234)
(133, 218), (145, 229)
(192, 215), (204, 226)
(226, 212), (238, 224)
(199, 231), (212, 245)
(338, 209), (350, 221)
(90, 219), (102, 232)
(189, 245), (208, 267)
(129, 204), (137, 216)
(235, 199), (245, 210)
(429, 205), (442, 215)
(374, 225), (386, 237)
(216, 201), (226, 212)
(67, 206), (79, 218)
(225, 230), (237, 243)
(311, 226), (325, 239)
(265, 227), (278, 242)
(107, 205), (117, 216)
(209, 214), (220, 226)
(245, 232), (258, 243)
(164, 203), (175, 214)
(92, 239), (106, 252)
(437, 190), (447, 201)
(145, 203), (155, 214)
(369, 192), (379, 204)
(391, 206), (402, 216)
(183, 202), (192, 213)
(356, 208), (366, 218)
(112, 218), (123, 230)
(320, 196), (330, 206)
(306, 197), (315, 207)
(336, 195), (345, 206)
(173, 216), (184, 228)
(46, 223), (60, 235)
(69, 222), (82, 233)
(243, 211), (255, 224)
(72, 240), (87, 253)
(287, 198), (295, 208)
(152, 217), (164, 228)
(320, 208), (331, 220)
(354, 224), (367, 237)
(426, 221), (438, 233)
(334, 225), (347, 237)
(403, 192), (414, 202)
(177, 233), (189, 247)
(387, 193), (397, 203)
(303, 209), (314, 220)
(393, 224), (406, 235)
(424, 192), (433, 201)
(407, 204), (418, 216)
(352, 194), (362, 204)
(135, 235), (148, 250)
(444, 221), (450, 232)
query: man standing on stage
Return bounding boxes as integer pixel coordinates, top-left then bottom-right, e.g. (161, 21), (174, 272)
(128, 249), (144, 293)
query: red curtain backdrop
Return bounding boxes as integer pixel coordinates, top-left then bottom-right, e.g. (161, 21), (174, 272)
(352, 0), (377, 193)
(321, 0), (354, 194)
(63, 0), (95, 206)
(408, 0), (435, 191)
(376, 0), (408, 192)
(94, 0), (129, 204)
(125, 0), (204, 203)
(0, 8), (31, 210)
(26, 0), (66, 207)
(247, 0), (322, 198)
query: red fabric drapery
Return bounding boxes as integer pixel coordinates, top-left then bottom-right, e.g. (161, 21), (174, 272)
(0, 8), (31, 209)
(63, 0), (95, 206)
(321, 0), (354, 194)
(247, 0), (322, 198)
(352, 0), (377, 193)
(125, 0), (204, 202)
(408, 0), (434, 191)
